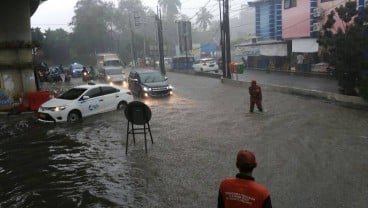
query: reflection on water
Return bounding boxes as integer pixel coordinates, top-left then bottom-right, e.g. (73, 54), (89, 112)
(0, 111), (157, 207)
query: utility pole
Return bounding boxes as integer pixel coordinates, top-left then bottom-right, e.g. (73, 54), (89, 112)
(219, 0), (226, 77)
(184, 21), (189, 68)
(223, 0), (231, 79)
(156, 7), (166, 75)
(129, 15), (136, 68)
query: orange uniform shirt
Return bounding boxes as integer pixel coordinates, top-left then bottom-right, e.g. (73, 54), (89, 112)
(219, 176), (270, 208)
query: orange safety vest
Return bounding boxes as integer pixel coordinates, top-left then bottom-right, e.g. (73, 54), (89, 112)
(249, 85), (262, 101)
(219, 177), (270, 208)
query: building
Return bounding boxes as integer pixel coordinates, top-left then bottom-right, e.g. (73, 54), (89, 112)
(236, 0), (366, 72)
(235, 0), (288, 71)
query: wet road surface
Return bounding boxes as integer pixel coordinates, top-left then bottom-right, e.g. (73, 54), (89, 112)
(1, 72), (367, 207)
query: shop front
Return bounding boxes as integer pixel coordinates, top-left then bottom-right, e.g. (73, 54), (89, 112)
(234, 41), (289, 71)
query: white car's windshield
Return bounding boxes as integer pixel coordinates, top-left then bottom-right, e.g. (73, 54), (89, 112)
(140, 72), (165, 83)
(59, 88), (87, 100)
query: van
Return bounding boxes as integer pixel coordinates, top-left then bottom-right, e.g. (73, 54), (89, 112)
(96, 53), (127, 84)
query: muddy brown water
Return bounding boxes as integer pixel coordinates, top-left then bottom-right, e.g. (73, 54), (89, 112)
(1, 73), (367, 207)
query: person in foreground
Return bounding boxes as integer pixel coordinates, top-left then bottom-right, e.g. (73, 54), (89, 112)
(248, 80), (263, 113)
(218, 149), (272, 208)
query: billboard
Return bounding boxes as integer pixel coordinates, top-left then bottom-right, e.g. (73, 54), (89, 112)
(177, 21), (192, 54)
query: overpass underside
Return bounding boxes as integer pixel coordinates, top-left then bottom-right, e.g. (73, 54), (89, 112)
(0, 0), (45, 102)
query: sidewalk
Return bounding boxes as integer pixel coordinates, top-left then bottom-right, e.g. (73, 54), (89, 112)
(234, 69), (339, 94)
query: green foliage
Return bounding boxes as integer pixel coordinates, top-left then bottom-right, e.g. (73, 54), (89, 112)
(158, 0), (181, 18)
(115, 0), (157, 61)
(42, 29), (71, 65)
(70, 0), (114, 63)
(195, 7), (214, 31)
(31, 0), (180, 65)
(318, 1), (368, 96)
(31, 27), (45, 43)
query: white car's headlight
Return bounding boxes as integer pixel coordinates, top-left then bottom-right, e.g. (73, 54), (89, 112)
(52, 105), (68, 112)
(107, 75), (111, 80)
(168, 85), (173, 90)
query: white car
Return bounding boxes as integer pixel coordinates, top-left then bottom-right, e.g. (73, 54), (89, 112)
(192, 58), (219, 73)
(38, 83), (134, 123)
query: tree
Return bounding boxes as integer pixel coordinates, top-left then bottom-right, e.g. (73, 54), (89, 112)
(195, 7), (214, 31)
(70, 0), (115, 64)
(318, 1), (368, 97)
(31, 27), (44, 44)
(115, 0), (158, 63)
(43, 29), (70, 65)
(158, 0), (181, 19)
(157, 0), (182, 56)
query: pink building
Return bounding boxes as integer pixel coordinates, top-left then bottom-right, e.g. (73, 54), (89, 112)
(237, 0), (366, 72)
(282, 0), (311, 39)
(282, 0), (365, 72)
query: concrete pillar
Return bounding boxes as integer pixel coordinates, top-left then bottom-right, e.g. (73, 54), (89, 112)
(0, 0), (37, 101)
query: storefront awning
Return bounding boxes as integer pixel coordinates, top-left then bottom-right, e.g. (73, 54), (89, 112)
(292, 38), (318, 53)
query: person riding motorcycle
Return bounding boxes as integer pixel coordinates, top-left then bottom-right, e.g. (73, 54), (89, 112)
(89, 65), (98, 80)
(82, 66), (90, 82)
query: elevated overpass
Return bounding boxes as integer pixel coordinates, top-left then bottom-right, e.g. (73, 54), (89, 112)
(0, 0), (47, 102)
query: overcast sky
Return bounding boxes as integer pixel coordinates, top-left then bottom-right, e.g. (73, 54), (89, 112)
(31, 0), (247, 32)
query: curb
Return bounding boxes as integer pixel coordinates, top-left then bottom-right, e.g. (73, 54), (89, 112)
(170, 69), (222, 79)
(0, 111), (36, 116)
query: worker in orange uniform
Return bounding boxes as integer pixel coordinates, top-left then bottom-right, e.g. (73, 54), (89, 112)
(248, 80), (263, 113)
(218, 149), (272, 208)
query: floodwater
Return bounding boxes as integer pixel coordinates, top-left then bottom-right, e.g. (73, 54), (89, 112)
(1, 72), (368, 208)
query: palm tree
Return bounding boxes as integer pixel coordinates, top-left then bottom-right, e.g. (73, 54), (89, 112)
(158, 0), (181, 18)
(195, 7), (213, 31)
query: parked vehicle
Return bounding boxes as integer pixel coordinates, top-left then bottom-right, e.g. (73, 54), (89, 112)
(68, 63), (84, 78)
(128, 69), (173, 98)
(193, 58), (219, 73)
(37, 68), (50, 82)
(155, 57), (173, 71)
(171, 56), (195, 70)
(49, 67), (63, 82)
(38, 83), (134, 123)
(97, 53), (127, 84)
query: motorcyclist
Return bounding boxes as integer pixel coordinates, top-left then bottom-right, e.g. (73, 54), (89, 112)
(64, 69), (71, 82)
(89, 65), (98, 80)
(82, 66), (90, 81)
(58, 64), (64, 73)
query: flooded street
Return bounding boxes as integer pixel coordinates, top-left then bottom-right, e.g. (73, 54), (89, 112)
(1, 72), (368, 207)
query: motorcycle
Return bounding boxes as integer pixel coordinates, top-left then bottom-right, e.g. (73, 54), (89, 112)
(49, 68), (62, 83)
(82, 71), (91, 82)
(64, 72), (71, 82)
